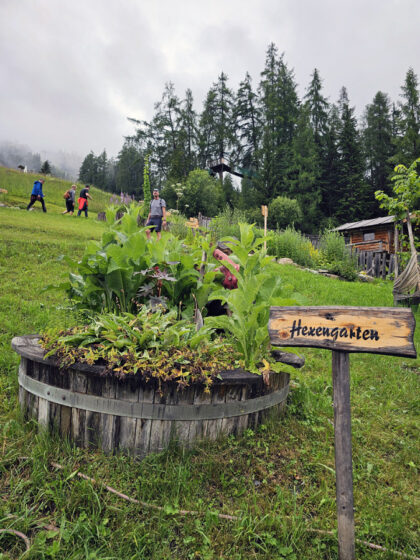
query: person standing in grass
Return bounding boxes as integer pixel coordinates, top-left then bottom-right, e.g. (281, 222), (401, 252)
(77, 185), (92, 218)
(62, 184), (77, 215)
(26, 178), (46, 212)
(146, 188), (166, 240)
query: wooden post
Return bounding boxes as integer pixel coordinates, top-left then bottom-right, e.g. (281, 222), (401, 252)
(332, 351), (355, 560)
(268, 306), (416, 560)
(261, 205), (268, 251)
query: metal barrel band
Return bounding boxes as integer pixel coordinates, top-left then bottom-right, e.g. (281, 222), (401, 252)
(18, 369), (289, 421)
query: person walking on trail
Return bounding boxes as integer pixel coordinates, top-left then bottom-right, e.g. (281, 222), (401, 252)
(146, 188), (166, 240)
(77, 185), (92, 218)
(26, 178), (46, 212)
(62, 184), (77, 215)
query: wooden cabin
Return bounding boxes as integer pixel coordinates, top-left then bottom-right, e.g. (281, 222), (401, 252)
(334, 215), (419, 254)
(334, 216), (396, 253)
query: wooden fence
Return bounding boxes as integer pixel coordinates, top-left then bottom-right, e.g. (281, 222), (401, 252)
(355, 250), (396, 279)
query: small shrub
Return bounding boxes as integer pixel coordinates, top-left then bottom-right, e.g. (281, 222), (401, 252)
(244, 206), (264, 227)
(210, 206), (249, 241)
(268, 196), (302, 230)
(318, 230), (358, 281)
(267, 227), (315, 267)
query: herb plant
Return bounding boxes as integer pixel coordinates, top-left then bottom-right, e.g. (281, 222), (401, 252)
(205, 223), (299, 373)
(42, 308), (240, 392)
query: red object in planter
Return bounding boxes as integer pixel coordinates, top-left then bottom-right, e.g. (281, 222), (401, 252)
(213, 248), (240, 289)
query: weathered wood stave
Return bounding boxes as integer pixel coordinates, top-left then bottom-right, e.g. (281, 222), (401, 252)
(13, 336), (289, 458)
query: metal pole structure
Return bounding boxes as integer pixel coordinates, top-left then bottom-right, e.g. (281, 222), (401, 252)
(332, 350), (355, 560)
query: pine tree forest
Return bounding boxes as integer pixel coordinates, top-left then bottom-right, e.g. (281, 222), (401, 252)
(79, 43), (420, 233)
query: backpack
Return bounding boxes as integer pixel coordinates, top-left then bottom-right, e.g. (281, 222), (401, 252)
(63, 190), (70, 199)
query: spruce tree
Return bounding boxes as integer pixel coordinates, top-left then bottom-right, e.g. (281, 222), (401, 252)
(336, 87), (368, 223)
(198, 72), (235, 169)
(178, 88), (198, 176)
(362, 91), (394, 213)
(304, 68), (329, 146)
(320, 105), (341, 221)
(258, 44), (299, 202)
(78, 152), (97, 184)
(233, 72), (261, 170)
(40, 160), (51, 174)
(286, 104), (320, 232)
(393, 68), (420, 166)
(116, 141), (144, 195)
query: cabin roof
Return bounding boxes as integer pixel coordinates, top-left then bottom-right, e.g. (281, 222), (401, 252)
(334, 216), (395, 232)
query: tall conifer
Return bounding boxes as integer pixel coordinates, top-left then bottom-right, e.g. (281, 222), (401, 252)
(362, 91), (394, 213)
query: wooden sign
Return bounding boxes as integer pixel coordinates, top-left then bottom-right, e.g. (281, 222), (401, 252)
(269, 305), (416, 560)
(261, 205), (268, 217)
(269, 306), (416, 358)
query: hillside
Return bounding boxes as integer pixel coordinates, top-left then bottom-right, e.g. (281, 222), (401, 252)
(0, 206), (418, 558)
(0, 166), (112, 214)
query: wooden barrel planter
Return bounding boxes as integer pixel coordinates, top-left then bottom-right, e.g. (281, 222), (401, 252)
(12, 335), (290, 458)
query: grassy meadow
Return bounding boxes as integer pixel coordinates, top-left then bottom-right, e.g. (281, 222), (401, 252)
(0, 167), (111, 214)
(0, 195), (419, 558)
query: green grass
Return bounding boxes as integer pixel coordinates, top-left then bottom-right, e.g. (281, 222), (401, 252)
(0, 166), (111, 214)
(0, 206), (419, 559)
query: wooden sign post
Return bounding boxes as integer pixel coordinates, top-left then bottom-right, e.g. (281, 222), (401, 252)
(261, 205), (268, 250)
(269, 306), (416, 560)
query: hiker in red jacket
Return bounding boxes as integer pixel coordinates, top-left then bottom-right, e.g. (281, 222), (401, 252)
(77, 185), (92, 218)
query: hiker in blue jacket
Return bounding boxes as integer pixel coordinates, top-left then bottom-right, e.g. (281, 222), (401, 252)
(26, 179), (46, 212)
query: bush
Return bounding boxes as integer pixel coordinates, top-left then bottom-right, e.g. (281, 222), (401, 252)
(210, 206), (250, 241)
(166, 211), (188, 239)
(268, 196), (302, 230)
(244, 206), (264, 227)
(318, 230), (358, 281)
(267, 227), (315, 267)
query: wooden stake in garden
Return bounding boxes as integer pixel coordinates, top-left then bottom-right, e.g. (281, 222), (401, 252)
(261, 205), (268, 250)
(269, 306), (416, 560)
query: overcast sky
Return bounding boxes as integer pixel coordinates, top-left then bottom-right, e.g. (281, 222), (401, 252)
(1, 0), (419, 161)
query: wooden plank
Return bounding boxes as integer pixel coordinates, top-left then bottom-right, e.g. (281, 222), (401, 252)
(367, 252), (373, 275)
(173, 385), (196, 446)
(99, 376), (117, 454)
(192, 384), (212, 442)
(133, 381), (154, 458)
(29, 360), (40, 421)
(373, 253), (380, 277)
(71, 371), (87, 447)
(48, 366), (61, 432)
(84, 374), (102, 449)
(116, 377), (138, 454)
(58, 368), (71, 440)
(37, 363), (50, 428)
(148, 383), (179, 454)
(269, 306), (416, 357)
(332, 351), (355, 560)
(220, 384), (244, 436)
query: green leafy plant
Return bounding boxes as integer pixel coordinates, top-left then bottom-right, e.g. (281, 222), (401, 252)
(267, 226), (315, 267)
(141, 153), (152, 218)
(317, 229), (358, 281)
(50, 210), (220, 317)
(42, 308), (240, 391)
(205, 223), (299, 373)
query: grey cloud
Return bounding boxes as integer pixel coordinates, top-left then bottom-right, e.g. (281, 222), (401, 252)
(0, 0), (419, 158)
